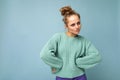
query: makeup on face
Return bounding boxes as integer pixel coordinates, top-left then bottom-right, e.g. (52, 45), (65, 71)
(66, 15), (81, 37)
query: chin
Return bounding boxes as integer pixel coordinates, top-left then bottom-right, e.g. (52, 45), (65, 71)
(75, 32), (79, 35)
(73, 33), (79, 36)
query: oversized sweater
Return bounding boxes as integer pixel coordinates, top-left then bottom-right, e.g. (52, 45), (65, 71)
(40, 32), (101, 78)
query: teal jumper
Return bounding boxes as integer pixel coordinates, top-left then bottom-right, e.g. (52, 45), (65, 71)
(40, 32), (101, 78)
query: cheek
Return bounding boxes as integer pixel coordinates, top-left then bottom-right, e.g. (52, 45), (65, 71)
(71, 27), (77, 31)
(67, 25), (76, 31)
(68, 27), (75, 31)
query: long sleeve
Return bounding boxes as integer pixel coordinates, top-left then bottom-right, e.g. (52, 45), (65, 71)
(76, 40), (101, 69)
(40, 34), (63, 69)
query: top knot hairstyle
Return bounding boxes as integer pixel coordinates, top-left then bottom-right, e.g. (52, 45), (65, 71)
(60, 6), (80, 24)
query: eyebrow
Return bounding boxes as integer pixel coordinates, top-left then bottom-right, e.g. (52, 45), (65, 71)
(70, 21), (80, 26)
(70, 23), (75, 26)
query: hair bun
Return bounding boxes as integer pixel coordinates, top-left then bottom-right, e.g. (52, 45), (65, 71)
(60, 6), (73, 16)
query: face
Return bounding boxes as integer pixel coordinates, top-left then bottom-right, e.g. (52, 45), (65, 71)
(66, 15), (81, 37)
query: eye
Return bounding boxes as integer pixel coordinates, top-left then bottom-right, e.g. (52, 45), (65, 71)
(70, 23), (75, 27)
(77, 22), (80, 25)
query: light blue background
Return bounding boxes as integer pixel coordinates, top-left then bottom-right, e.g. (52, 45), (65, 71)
(0, 0), (119, 80)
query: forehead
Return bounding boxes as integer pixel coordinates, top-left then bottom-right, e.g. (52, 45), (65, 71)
(67, 15), (80, 23)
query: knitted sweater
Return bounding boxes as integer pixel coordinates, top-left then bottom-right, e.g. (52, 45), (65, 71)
(40, 32), (101, 78)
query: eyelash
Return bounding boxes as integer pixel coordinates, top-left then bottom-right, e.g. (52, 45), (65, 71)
(71, 22), (80, 27)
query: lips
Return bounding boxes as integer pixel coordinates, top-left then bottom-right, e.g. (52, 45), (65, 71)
(75, 29), (80, 32)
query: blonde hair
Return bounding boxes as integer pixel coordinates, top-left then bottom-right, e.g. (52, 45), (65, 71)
(60, 6), (80, 24)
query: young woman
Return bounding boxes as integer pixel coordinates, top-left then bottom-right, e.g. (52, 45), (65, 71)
(40, 6), (101, 80)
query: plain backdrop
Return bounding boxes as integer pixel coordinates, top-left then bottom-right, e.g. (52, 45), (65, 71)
(0, 0), (120, 80)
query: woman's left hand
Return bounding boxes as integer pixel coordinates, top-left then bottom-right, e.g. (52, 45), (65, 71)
(52, 68), (56, 73)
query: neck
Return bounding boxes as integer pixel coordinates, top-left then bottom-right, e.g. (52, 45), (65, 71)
(66, 32), (77, 37)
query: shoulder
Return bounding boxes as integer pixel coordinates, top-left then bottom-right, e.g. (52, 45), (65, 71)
(51, 32), (63, 39)
(77, 35), (87, 41)
(49, 32), (63, 42)
(52, 32), (62, 37)
(77, 35), (91, 44)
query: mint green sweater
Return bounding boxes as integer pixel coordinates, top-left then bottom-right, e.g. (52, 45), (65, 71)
(40, 32), (101, 78)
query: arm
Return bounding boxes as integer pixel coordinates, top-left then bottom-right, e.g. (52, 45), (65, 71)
(76, 40), (101, 69)
(40, 34), (63, 70)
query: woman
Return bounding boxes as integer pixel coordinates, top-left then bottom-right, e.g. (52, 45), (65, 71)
(40, 6), (101, 80)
